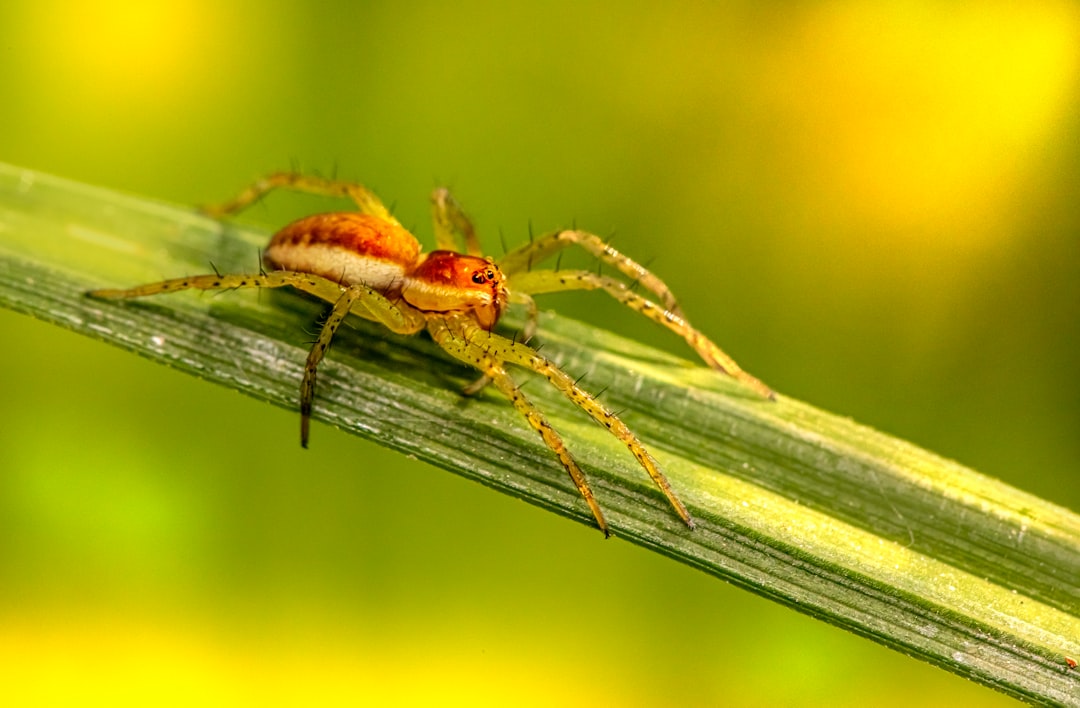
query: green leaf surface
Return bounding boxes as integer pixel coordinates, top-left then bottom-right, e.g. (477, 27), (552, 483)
(1, 163), (1077, 705)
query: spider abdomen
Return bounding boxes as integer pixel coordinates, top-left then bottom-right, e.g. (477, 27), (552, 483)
(265, 212), (421, 290)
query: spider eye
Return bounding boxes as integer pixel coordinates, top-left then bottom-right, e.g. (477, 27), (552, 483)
(471, 271), (486, 284)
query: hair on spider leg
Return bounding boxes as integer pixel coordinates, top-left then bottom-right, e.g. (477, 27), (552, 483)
(209, 284), (242, 298)
(509, 329), (535, 347)
(626, 255), (658, 295)
(297, 312), (327, 342)
(299, 328), (322, 347)
(524, 220), (536, 272)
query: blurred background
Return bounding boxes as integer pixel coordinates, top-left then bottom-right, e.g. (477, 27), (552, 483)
(1, 1), (1078, 705)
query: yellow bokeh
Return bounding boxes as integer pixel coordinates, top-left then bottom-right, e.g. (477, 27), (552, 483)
(758, 1), (1079, 244)
(0, 613), (626, 707)
(27, 2), (207, 101)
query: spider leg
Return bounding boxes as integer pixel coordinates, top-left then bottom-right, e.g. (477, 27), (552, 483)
(300, 286), (364, 447)
(429, 318), (609, 535)
(297, 285), (426, 446)
(514, 290), (541, 343)
(202, 171), (397, 224)
(509, 269), (774, 399)
(488, 365), (610, 536)
(89, 271), (347, 302)
(91, 271), (427, 446)
(306, 284), (427, 444)
(91, 270), (428, 333)
(497, 229), (683, 317)
(431, 187), (483, 255)
(489, 364), (610, 536)
(431, 315), (695, 533)
(460, 290), (539, 396)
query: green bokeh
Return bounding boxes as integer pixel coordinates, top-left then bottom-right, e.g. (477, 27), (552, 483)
(1, 2), (1076, 705)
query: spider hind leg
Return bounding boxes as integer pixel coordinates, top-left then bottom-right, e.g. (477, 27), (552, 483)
(91, 270), (428, 448)
(203, 171), (397, 224)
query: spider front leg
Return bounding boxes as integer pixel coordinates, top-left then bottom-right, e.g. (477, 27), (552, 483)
(509, 268), (774, 400)
(430, 318), (609, 535)
(203, 171), (398, 224)
(498, 229), (683, 316)
(431, 315), (695, 535)
(488, 363), (611, 536)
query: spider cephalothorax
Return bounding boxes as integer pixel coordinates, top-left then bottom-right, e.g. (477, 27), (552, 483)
(89, 172), (773, 537)
(404, 251), (508, 330)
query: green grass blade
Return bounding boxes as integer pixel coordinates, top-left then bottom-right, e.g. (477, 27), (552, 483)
(1, 163), (1078, 705)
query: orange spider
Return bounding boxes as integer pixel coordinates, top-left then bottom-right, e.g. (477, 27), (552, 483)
(89, 173), (773, 537)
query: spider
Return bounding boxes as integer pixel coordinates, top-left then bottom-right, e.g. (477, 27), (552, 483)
(89, 172), (773, 537)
